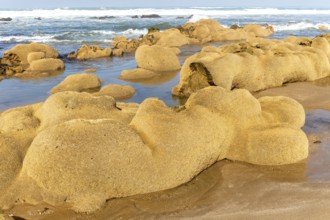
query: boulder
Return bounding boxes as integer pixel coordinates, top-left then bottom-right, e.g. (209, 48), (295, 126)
(0, 87), (307, 213)
(151, 28), (198, 47)
(68, 45), (112, 60)
(50, 73), (101, 94)
(135, 45), (181, 72)
(0, 43), (61, 77)
(243, 24), (274, 37)
(28, 58), (64, 72)
(93, 84), (135, 100)
(27, 52), (45, 64)
(4, 43), (59, 66)
(173, 37), (330, 97)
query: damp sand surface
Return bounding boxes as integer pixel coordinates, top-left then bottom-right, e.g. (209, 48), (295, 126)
(2, 78), (330, 220)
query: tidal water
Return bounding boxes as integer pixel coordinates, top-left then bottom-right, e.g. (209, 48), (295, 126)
(1, 7), (330, 110)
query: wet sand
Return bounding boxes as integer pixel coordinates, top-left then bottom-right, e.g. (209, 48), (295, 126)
(2, 78), (329, 219)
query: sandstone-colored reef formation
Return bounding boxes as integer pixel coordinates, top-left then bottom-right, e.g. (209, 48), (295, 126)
(120, 45), (181, 81)
(0, 87), (308, 213)
(51, 73), (101, 94)
(93, 84), (135, 100)
(111, 19), (274, 53)
(173, 36), (330, 97)
(68, 45), (112, 60)
(0, 43), (64, 77)
(51, 74), (135, 100)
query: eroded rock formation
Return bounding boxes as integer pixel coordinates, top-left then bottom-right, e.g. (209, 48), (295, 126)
(173, 36), (330, 97)
(0, 87), (308, 213)
(68, 45), (112, 60)
(120, 45), (181, 81)
(0, 43), (64, 77)
(111, 19), (274, 53)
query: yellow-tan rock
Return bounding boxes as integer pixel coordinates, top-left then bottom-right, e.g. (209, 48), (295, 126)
(4, 43), (59, 65)
(0, 87), (308, 213)
(173, 37), (330, 97)
(0, 43), (62, 77)
(93, 84), (135, 100)
(27, 52), (45, 64)
(243, 24), (274, 37)
(50, 73), (101, 94)
(136, 45), (181, 72)
(68, 45), (112, 60)
(28, 58), (64, 72)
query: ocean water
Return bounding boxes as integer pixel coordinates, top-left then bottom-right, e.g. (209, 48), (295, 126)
(1, 7), (330, 110)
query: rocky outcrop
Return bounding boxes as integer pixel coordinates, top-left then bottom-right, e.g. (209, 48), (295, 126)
(0, 87), (308, 213)
(173, 36), (330, 97)
(110, 19), (275, 53)
(90, 16), (116, 19)
(51, 74), (135, 100)
(120, 45), (181, 81)
(0, 43), (64, 77)
(0, 18), (12, 21)
(50, 73), (101, 94)
(68, 45), (112, 60)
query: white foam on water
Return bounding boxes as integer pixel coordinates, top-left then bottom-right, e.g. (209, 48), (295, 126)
(273, 22), (330, 31)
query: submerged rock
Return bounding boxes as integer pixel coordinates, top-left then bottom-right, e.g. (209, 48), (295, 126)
(50, 73), (101, 94)
(84, 68), (97, 73)
(0, 87), (308, 212)
(173, 36), (330, 97)
(93, 84), (135, 100)
(141, 14), (161, 18)
(90, 16), (116, 19)
(0, 17), (12, 21)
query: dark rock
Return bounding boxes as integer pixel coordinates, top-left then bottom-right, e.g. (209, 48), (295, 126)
(131, 15), (139, 18)
(34, 17), (42, 20)
(90, 16), (116, 20)
(141, 14), (161, 18)
(230, 24), (241, 30)
(0, 17), (12, 21)
(148, 27), (160, 34)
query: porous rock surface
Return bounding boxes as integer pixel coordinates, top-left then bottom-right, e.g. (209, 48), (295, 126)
(0, 87), (308, 213)
(120, 45), (181, 81)
(173, 36), (330, 97)
(111, 19), (274, 53)
(68, 45), (112, 60)
(93, 84), (135, 100)
(50, 74), (135, 100)
(0, 43), (64, 77)
(50, 73), (101, 94)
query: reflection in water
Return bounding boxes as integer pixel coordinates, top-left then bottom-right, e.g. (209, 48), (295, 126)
(119, 70), (179, 86)
(312, 76), (330, 87)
